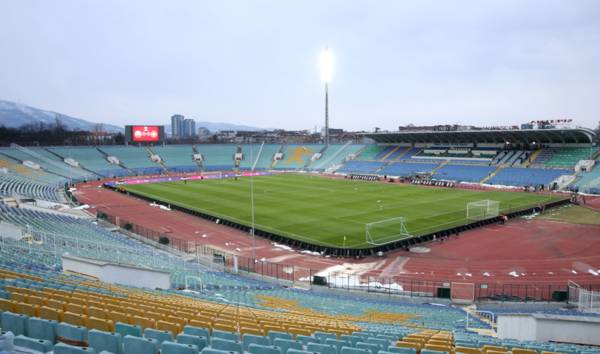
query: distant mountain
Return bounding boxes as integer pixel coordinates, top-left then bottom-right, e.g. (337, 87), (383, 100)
(0, 100), (123, 133)
(165, 122), (268, 134)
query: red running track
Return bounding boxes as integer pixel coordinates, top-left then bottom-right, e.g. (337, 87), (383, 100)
(74, 180), (600, 287)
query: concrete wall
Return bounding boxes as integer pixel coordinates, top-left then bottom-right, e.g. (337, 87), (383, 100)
(62, 255), (170, 289)
(497, 315), (537, 341)
(498, 313), (600, 346)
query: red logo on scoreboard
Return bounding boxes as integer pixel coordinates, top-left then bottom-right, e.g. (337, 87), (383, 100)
(132, 126), (160, 142)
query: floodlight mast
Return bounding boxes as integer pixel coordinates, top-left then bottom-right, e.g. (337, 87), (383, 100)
(320, 48), (333, 146)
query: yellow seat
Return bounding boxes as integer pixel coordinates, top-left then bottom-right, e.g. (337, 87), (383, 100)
(104, 303), (122, 313)
(396, 341), (421, 350)
(0, 298), (16, 312)
(482, 346), (507, 353)
(213, 322), (237, 333)
(39, 306), (63, 322)
(10, 292), (27, 303)
(87, 306), (109, 319)
(189, 319), (212, 330)
(512, 349), (537, 354)
(63, 312), (87, 326)
(240, 327), (264, 336)
(107, 311), (131, 325)
(455, 347), (482, 354)
(288, 327), (311, 337)
(157, 320), (181, 336)
(15, 302), (39, 317)
(65, 303), (86, 315)
(131, 315), (156, 329)
(425, 344), (451, 353)
(87, 317), (114, 332)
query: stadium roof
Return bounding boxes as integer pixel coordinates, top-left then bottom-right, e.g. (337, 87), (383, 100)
(362, 128), (596, 145)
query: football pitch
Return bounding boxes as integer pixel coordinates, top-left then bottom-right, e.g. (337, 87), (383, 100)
(123, 173), (562, 248)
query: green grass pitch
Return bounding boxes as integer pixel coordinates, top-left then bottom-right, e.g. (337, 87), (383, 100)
(123, 173), (563, 248)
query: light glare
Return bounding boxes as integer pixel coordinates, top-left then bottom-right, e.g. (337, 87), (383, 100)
(319, 48), (334, 83)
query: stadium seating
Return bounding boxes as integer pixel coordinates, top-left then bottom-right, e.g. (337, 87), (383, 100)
(488, 167), (570, 187)
(356, 146), (386, 160)
(311, 144), (364, 170)
(98, 146), (160, 172)
(0, 147), (92, 181)
(572, 160), (600, 194)
(433, 165), (495, 183)
(379, 162), (438, 177)
(152, 145), (197, 172)
(534, 148), (597, 168)
(49, 146), (126, 177)
(275, 145), (320, 170)
(335, 161), (385, 174)
(0, 173), (66, 202)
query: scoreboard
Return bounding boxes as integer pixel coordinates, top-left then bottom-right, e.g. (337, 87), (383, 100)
(125, 125), (165, 144)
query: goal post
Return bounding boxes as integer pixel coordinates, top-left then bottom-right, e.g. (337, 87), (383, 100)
(466, 200), (500, 221)
(451, 282), (475, 304)
(365, 217), (412, 246)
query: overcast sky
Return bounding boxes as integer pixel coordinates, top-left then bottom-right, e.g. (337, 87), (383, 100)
(1, 0), (599, 131)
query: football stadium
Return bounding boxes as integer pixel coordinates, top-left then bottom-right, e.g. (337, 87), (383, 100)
(1, 1), (600, 353)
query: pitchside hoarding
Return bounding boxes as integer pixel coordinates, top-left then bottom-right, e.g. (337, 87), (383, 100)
(125, 125), (165, 143)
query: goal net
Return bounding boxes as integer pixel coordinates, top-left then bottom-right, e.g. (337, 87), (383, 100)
(366, 217), (412, 246)
(466, 200), (500, 221)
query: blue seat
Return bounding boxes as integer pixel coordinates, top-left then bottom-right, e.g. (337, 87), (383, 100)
(288, 350), (313, 354)
(340, 347), (370, 354)
(54, 342), (96, 354)
(1, 312), (27, 336)
(308, 342), (337, 354)
(268, 331), (292, 344)
(249, 343), (282, 354)
(123, 335), (159, 354)
(326, 339), (348, 354)
(13, 335), (53, 352)
(314, 332), (337, 343)
(296, 335), (316, 346)
(211, 337), (243, 354)
(357, 342), (380, 354)
(340, 335), (361, 346)
(243, 333), (270, 351)
(27, 317), (57, 343)
(366, 338), (389, 348)
(386, 347), (416, 354)
(201, 348), (231, 354)
(273, 338), (302, 354)
(144, 328), (173, 344)
(211, 329), (239, 342)
(177, 333), (207, 350)
(183, 326), (210, 339)
(88, 329), (122, 354)
(115, 323), (142, 338)
(162, 341), (199, 354)
(57, 323), (88, 344)
(421, 350), (448, 354)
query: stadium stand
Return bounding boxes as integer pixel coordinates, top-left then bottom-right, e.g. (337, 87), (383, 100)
(49, 146), (127, 177)
(433, 164), (496, 183)
(379, 162), (438, 177)
(335, 161), (385, 174)
(98, 146), (162, 174)
(533, 147), (597, 168)
(487, 167), (570, 187)
(572, 160), (600, 194)
(275, 145), (319, 170)
(152, 145), (198, 173)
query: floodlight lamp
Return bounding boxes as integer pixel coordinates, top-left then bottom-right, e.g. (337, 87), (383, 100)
(319, 48), (334, 83)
